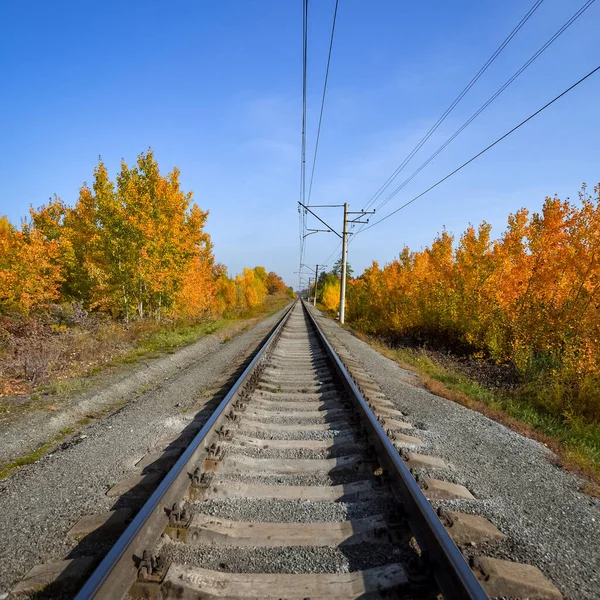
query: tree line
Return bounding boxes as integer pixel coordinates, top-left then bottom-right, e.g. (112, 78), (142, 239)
(0, 150), (291, 320)
(315, 184), (600, 423)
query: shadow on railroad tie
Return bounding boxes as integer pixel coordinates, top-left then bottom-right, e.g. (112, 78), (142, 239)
(334, 482), (433, 599)
(318, 410), (354, 426)
(338, 540), (431, 599)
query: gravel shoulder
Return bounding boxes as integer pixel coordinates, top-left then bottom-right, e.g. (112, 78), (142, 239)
(0, 312), (286, 468)
(307, 305), (600, 600)
(0, 306), (287, 594)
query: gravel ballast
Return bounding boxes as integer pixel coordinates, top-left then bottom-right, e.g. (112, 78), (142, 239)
(207, 471), (370, 487)
(189, 497), (394, 523)
(162, 540), (409, 574)
(224, 442), (364, 460)
(4, 300), (597, 599)
(307, 304), (600, 600)
(240, 427), (349, 441)
(0, 308), (287, 595)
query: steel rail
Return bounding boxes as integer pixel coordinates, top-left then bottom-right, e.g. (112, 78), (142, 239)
(302, 300), (488, 600)
(75, 300), (297, 600)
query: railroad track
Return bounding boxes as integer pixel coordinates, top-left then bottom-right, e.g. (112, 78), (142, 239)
(67, 300), (483, 600)
(11, 300), (563, 599)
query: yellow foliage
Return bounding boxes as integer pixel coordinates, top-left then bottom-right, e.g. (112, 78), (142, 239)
(0, 217), (63, 313)
(321, 279), (340, 313)
(347, 183), (600, 421)
(236, 267), (268, 309)
(1, 154), (287, 322)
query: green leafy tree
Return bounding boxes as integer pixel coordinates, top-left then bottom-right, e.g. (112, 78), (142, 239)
(331, 258), (353, 279)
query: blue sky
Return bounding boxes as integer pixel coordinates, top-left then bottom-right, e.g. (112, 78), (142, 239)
(0, 1), (598, 287)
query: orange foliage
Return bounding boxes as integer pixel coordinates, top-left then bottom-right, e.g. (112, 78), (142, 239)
(266, 271), (287, 295)
(0, 216), (62, 313)
(174, 256), (218, 318)
(348, 184), (600, 421)
(1, 151), (287, 322)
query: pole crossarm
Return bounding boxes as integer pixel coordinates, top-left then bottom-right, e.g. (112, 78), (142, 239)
(301, 203), (371, 324)
(300, 264), (325, 276)
(303, 228), (332, 238)
(338, 205), (374, 324)
(298, 202), (342, 238)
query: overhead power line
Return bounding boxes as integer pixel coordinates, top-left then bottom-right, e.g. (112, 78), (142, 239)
(370, 0), (596, 216)
(317, 240), (343, 273)
(325, 242), (343, 265)
(300, 0), (342, 287)
(362, 0), (546, 212)
(306, 0), (340, 206)
(298, 0), (309, 288)
(300, 0), (308, 209)
(355, 63), (600, 235)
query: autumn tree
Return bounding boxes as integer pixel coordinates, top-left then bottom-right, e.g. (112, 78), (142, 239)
(0, 216), (62, 313)
(29, 150), (216, 321)
(5, 151), (289, 326)
(266, 271), (287, 295)
(214, 265), (238, 314)
(346, 182), (600, 421)
(321, 278), (340, 313)
(236, 267), (268, 309)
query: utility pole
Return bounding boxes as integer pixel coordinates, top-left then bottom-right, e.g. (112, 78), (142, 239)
(339, 205), (375, 324)
(339, 203), (348, 324)
(298, 263), (323, 305)
(297, 200), (372, 322)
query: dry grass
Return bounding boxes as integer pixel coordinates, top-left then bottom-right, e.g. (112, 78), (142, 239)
(417, 373), (598, 493)
(0, 295), (291, 406)
(0, 315), (156, 396)
(0, 295), (292, 480)
(347, 328), (600, 497)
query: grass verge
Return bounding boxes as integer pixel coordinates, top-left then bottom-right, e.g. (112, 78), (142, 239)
(103, 295), (292, 365)
(351, 331), (600, 497)
(0, 296), (292, 479)
(0, 435), (65, 479)
(3, 295), (291, 402)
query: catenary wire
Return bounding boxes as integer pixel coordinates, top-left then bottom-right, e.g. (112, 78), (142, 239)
(348, 0), (596, 244)
(353, 64), (600, 236)
(306, 0), (340, 207)
(298, 0), (309, 288)
(362, 0), (546, 212)
(322, 2), (594, 283)
(370, 0), (595, 216)
(323, 241), (343, 267)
